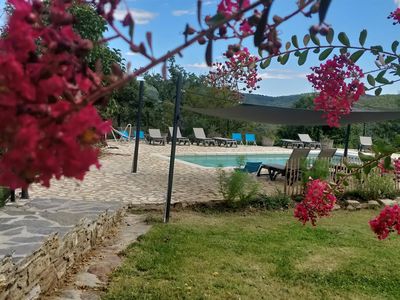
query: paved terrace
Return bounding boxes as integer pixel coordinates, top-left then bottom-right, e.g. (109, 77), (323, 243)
(29, 141), (291, 205)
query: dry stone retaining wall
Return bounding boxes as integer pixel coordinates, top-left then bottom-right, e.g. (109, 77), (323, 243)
(0, 208), (124, 300)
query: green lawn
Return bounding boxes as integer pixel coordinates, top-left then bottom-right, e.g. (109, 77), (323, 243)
(104, 210), (400, 300)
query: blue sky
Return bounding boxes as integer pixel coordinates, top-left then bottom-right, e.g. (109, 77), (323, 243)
(1, 0), (399, 96)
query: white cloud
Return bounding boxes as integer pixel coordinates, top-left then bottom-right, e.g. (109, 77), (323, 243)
(172, 9), (193, 16)
(395, 0), (400, 7)
(259, 69), (308, 80)
(203, 1), (216, 5)
(114, 8), (157, 24)
(185, 63), (213, 69)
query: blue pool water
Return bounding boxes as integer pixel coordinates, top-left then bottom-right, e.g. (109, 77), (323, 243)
(176, 153), (354, 168)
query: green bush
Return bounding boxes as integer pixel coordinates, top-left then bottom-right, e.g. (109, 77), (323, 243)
(350, 173), (397, 200)
(217, 169), (260, 206)
(301, 158), (330, 185)
(253, 190), (291, 210)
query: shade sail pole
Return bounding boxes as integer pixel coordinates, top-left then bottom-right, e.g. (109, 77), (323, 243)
(343, 124), (351, 158)
(164, 73), (183, 223)
(132, 80), (145, 173)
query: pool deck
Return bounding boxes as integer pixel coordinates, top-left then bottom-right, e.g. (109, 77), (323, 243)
(28, 142), (359, 205)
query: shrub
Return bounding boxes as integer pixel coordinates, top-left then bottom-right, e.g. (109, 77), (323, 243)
(352, 173), (397, 200)
(0, 187), (10, 208)
(301, 158), (330, 186)
(254, 190), (291, 210)
(217, 169), (260, 206)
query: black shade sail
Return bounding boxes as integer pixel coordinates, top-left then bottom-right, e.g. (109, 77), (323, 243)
(186, 104), (400, 126)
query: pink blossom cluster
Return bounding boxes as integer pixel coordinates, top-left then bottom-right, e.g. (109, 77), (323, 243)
(370, 204), (400, 240)
(0, 0), (110, 188)
(388, 8), (400, 25)
(207, 47), (261, 94)
(394, 159), (400, 180)
(307, 54), (365, 127)
(377, 160), (390, 175)
(294, 179), (336, 226)
(217, 0), (250, 18)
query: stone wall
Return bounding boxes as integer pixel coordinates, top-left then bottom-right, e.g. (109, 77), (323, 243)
(0, 208), (124, 300)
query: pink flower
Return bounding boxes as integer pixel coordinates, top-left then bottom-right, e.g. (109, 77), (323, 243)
(370, 205), (400, 239)
(217, 0), (250, 18)
(307, 54), (365, 127)
(388, 8), (400, 25)
(294, 179), (336, 226)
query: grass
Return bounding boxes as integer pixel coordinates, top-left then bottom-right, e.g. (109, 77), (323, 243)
(104, 210), (400, 300)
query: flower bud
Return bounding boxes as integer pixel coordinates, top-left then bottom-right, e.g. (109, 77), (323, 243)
(272, 15), (283, 24)
(198, 37), (207, 45)
(309, 24), (320, 35)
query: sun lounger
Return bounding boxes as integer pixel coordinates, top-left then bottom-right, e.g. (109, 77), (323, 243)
(235, 162), (263, 173)
(147, 129), (166, 145)
(214, 137), (238, 147)
(169, 127), (190, 145)
(298, 134), (321, 149)
(359, 136), (372, 152)
(257, 148), (310, 181)
(193, 128), (216, 146)
(245, 133), (257, 146)
(281, 139), (304, 148)
(318, 148), (337, 159)
(232, 133), (244, 145)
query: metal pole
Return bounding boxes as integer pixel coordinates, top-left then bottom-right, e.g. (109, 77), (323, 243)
(132, 80), (145, 173)
(21, 188), (29, 199)
(10, 189), (15, 202)
(163, 73), (183, 223)
(363, 123), (366, 136)
(343, 124), (351, 158)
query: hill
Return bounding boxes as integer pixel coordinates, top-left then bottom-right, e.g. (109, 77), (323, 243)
(243, 93), (400, 110)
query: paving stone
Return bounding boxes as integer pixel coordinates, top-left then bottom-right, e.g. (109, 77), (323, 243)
(368, 200), (381, 209)
(75, 272), (102, 289)
(378, 199), (397, 206)
(346, 200), (361, 209)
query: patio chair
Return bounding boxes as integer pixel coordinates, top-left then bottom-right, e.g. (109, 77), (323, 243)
(193, 128), (216, 146)
(213, 137), (238, 147)
(318, 148), (337, 159)
(280, 139), (304, 148)
(298, 133), (321, 149)
(147, 129), (166, 145)
(245, 133), (257, 146)
(232, 133), (244, 145)
(132, 130), (145, 140)
(359, 136), (373, 152)
(235, 162), (263, 173)
(169, 127), (190, 145)
(256, 148), (310, 181)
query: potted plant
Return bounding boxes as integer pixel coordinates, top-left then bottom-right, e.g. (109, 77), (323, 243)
(320, 136), (334, 149)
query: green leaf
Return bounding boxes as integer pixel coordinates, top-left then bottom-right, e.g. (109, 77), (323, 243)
(349, 50), (365, 63)
(375, 76), (390, 85)
(342, 180), (349, 187)
(280, 53), (290, 65)
(363, 165), (372, 175)
(258, 48), (264, 57)
(339, 47), (348, 55)
(260, 57), (271, 69)
(310, 34), (320, 46)
(326, 28), (334, 44)
(375, 87), (382, 96)
(370, 45), (384, 55)
(392, 41), (399, 53)
(285, 41), (291, 50)
(319, 48), (333, 60)
(359, 152), (375, 162)
(313, 48), (320, 54)
(367, 74), (376, 86)
(376, 70), (387, 80)
(384, 156), (392, 169)
(359, 29), (367, 46)
(303, 34), (310, 47)
(385, 56), (397, 64)
(298, 50), (309, 66)
(294, 50), (301, 57)
(338, 32), (350, 47)
(292, 35), (299, 48)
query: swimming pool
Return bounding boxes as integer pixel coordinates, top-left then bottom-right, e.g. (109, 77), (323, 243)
(175, 152), (357, 168)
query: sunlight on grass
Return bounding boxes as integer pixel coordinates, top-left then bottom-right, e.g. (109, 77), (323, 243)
(104, 210), (400, 299)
